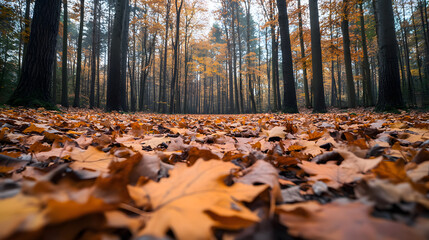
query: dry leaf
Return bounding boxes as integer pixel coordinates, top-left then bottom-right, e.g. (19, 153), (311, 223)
(128, 160), (266, 239)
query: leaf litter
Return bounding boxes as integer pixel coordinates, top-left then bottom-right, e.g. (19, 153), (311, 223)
(0, 107), (428, 239)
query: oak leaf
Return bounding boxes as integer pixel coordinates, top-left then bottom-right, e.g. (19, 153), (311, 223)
(128, 160), (267, 239)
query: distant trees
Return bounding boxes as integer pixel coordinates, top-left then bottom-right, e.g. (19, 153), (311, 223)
(3, 0), (429, 112)
(8, 0), (61, 108)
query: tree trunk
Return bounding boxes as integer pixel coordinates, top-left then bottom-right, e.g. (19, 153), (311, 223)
(120, 0), (130, 111)
(90, 0), (98, 108)
(61, 0), (69, 107)
(8, 0), (61, 108)
(276, 0), (298, 113)
(375, 0), (404, 110)
(341, 0), (356, 108)
(298, 0), (310, 108)
(309, 0), (327, 113)
(169, 0), (184, 113)
(359, 1), (374, 106)
(106, 0), (127, 111)
(73, 0), (84, 107)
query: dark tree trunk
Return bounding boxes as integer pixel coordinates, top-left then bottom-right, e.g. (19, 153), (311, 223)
(231, 4), (240, 113)
(120, 0), (130, 111)
(341, 0), (356, 108)
(309, 0), (326, 113)
(169, 0), (184, 113)
(224, 19), (234, 113)
(9, 0), (61, 108)
(61, 0), (69, 107)
(375, 0), (404, 110)
(412, 7), (424, 98)
(400, 4), (415, 106)
(276, 0), (298, 113)
(298, 0), (310, 108)
(73, 0), (84, 107)
(52, 53), (57, 103)
(106, 0), (127, 111)
(90, 0), (98, 109)
(359, 1), (374, 106)
(159, 0), (171, 113)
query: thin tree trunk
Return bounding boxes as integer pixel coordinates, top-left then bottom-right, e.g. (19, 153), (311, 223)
(73, 0), (83, 108)
(61, 0), (69, 107)
(341, 0), (356, 108)
(298, 0), (310, 108)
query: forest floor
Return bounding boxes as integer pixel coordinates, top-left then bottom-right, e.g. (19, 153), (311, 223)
(0, 107), (428, 239)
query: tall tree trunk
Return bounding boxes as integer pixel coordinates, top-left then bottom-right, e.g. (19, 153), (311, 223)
(298, 0), (310, 108)
(359, 1), (374, 106)
(341, 0), (356, 108)
(269, 0), (279, 111)
(412, 6), (424, 99)
(9, 0), (61, 108)
(309, 0), (327, 113)
(106, 0), (127, 111)
(73, 0), (84, 107)
(159, 0), (171, 113)
(276, 0), (298, 113)
(120, 0), (130, 111)
(224, 19), (234, 113)
(265, 28), (271, 111)
(244, 0), (256, 113)
(400, 2), (415, 106)
(169, 0), (184, 113)
(375, 0), (404, 110)
(90, 0), (98, 108)
(61, 0), (69, 107)
(235, 3), (244, 113)
(231, 4), (240, 113)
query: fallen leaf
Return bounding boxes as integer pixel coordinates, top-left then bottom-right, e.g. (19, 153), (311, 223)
(128, 160), (266, 239)
(277, 200), (424, 240)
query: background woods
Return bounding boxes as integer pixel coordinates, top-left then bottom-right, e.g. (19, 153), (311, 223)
(0, 0), (428, 112)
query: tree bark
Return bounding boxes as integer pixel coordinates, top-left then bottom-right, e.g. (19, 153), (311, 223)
(341, 0), (356, 108)
(375, 0), (404, 110)
(298, 0), (310, 108)
(106, 0), (127, 111)
(9, 0), (61, 108)
(309, 0), (326, 113)
(276, 0), (298, 113)
(169, 0), (184, 113)
(73, 0), (84, 107)
(359, 1), (374, 106)
(90, 0), (98, 108)
(61, 0), (69, 107)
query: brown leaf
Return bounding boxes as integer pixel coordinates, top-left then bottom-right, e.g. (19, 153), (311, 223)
(128, 160), (266, 239)
(276, 201), (424, 240)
